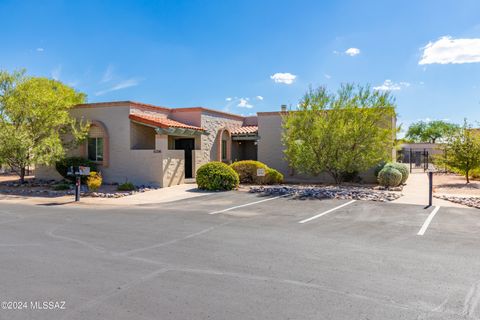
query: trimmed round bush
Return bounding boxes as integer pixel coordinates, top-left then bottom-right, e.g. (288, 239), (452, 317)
(266, 168), (284, 184)
(374, 161), (387, 178)
(197, 161), (239, 191)
(230, 160), (268, 184)
(384, 162), (409, 185)
(378, 167), (402, 187)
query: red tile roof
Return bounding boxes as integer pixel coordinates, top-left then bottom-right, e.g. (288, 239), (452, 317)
(129, 114), (205, 131)
(231, 126), (258, 135)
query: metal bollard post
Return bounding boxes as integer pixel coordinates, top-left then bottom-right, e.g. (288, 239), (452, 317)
(428, 171), (433, 207)
(75, 176), (81, 202)
(409, 149), (413, 173)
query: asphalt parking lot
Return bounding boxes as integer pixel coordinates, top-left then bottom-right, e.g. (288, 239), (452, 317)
(0, 192), (479, 320)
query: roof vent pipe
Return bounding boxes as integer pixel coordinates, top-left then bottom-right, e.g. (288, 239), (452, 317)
(281, 104), (287, 112)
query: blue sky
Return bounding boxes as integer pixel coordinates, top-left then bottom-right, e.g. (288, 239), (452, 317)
(1, 0), (480, 130)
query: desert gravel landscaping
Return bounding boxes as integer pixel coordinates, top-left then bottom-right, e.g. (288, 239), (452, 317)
(432, 173), (480, 208)
(249, 185), (402, 201)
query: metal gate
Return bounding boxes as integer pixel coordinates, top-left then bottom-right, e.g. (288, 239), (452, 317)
(397, 148), (430, 173)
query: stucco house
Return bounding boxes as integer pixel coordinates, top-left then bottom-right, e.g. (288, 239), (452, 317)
(36, 101), (396, 186)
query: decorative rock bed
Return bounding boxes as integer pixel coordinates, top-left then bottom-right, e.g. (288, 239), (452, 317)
(249, 185), (402, 202)
(0, 178), (158, 198)
(434, 195), (480, 209)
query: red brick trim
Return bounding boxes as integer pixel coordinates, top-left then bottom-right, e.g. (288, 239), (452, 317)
(74, 101), (171, 112)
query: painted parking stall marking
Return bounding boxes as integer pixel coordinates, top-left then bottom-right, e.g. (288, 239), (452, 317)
(208, 196), (284, 215)
(417, 206), (441, 236)
(298, 200), (356, 224)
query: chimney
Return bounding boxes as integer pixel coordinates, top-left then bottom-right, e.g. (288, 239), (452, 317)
(281, 104), (287, 112)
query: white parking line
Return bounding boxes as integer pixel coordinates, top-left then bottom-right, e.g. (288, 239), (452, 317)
(298, 200), (356, 224)
(417, 206), (440, 236)
(208, 196), (284, 215)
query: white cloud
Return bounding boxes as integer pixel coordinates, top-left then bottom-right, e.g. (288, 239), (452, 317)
(51, 65), (62, 80)
(101, 65), (114, 83)
(237, 98), (253, 109)
(95, 78), (141, 96)
(373, 80), (410, 91)
(270, 72), (297, 84)
(345, 48), (360, 56)
(256, 95), (264, 100)
(225, 97), (232, 101)
(324, 74), (331, 79)
(36, 48), (44, 52)
(419, 36), (480, 65)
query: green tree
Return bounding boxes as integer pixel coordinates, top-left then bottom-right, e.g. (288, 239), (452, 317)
(0, 70), (88, 183)
(439, 120), (480, 183)
(283, 84), (396, 184)
(405, 120), (459, 143)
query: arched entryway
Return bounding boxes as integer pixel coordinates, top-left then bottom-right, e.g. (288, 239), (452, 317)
(217, 128), (231, 163)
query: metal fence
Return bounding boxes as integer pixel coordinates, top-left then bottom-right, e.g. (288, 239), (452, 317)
(397, 147), (450, 173)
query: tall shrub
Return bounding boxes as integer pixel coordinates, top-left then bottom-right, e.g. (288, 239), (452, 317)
(0, 70), (88, 183)
(437, 120), (480, 183)
(283, 84), (396, 184)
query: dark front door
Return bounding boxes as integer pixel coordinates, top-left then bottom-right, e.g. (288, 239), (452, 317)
(174, 138), (195, 178)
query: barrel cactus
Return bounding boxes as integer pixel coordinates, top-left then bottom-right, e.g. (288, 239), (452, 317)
(384, 162), (409, 184)
(378, 167), (402, 187)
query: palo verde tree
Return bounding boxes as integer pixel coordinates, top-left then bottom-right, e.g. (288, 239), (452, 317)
(405, 120), (459, 143)
(0, 70), (88, 183)
(283, 84), (396, 184)
(438, 120), (480, 183)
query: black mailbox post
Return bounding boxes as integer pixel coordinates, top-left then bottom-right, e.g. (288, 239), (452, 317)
(67, 166), (90, 202)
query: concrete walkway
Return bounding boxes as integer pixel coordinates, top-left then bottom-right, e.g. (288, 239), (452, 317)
(393, 173), (467, 208)
(0, 183), (215, 207)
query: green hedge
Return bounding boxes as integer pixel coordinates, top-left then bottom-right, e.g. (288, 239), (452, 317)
(196, 161), (239, 191)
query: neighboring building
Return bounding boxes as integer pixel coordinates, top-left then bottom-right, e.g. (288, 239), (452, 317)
(36, 101), (396, 186)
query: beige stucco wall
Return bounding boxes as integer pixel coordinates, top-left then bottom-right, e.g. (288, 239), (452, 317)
(119, 150), (164, 186)
(162, 150), (185, 187)
(130, 122), (156, 150)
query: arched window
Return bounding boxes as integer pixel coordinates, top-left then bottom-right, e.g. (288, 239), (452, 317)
(86, 121), (109, 167)
(217, 128), (231, 162)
